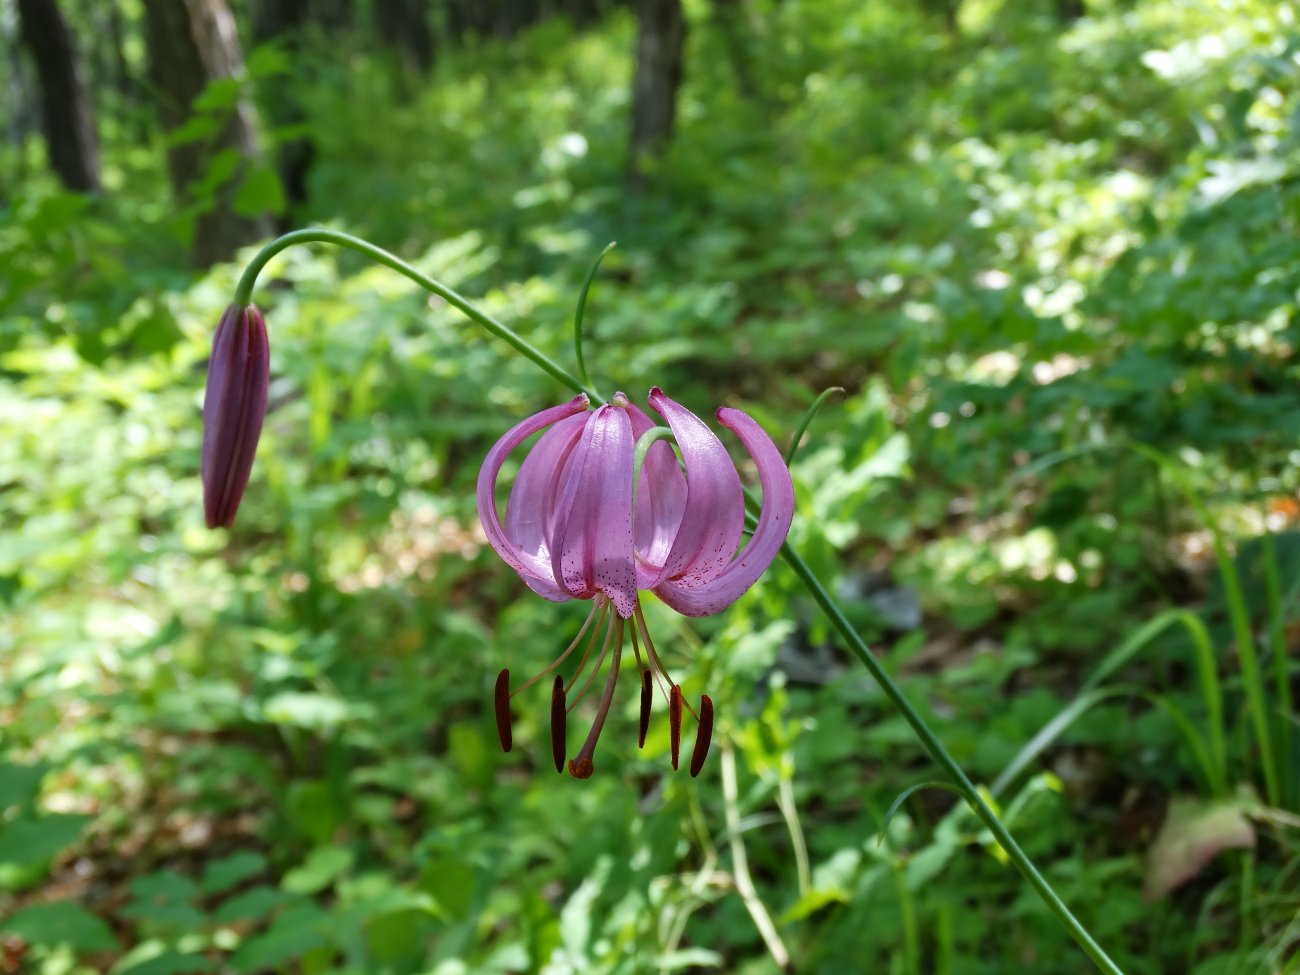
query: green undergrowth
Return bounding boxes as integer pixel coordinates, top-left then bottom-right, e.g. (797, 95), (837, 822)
(2, 0), (1299, 972)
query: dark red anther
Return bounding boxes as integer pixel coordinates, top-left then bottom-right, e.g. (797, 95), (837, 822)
(638, 670), (652, 748)
(550, 674), (567, 774)
(669, 684), (683, 771)
(493, 668), (512, 753)
(690, 694), (714, 778)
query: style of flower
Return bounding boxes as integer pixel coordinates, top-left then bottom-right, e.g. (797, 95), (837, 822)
(477, 388), (795, 778)
(202, 303), (270, 529)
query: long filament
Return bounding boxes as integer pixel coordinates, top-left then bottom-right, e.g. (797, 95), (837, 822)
(567, 608), (619, 710)
(569, 618), (625, 778)
(634, 605), (699, 721)
(558, 599), (611, 697)
(510, 596), (608, 699)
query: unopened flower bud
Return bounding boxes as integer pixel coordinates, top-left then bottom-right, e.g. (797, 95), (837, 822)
(202, 303), (269, 529)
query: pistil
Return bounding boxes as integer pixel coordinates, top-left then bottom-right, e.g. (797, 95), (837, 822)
(568, 618), (625, 778)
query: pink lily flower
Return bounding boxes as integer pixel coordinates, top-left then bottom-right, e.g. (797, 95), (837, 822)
(202, 304), (270, 529)
(478, 387), (795, 779)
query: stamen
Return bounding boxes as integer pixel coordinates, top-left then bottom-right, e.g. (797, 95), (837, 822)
(634, 605), (699, 721)
(569, 618), (625, 779)
(638, 669), (652, 749)
(629, 620), (645, 670)
(550, 674), (566, 774)
(510, 597), (607, 699)
(690, 694), (714, 778)
(567, 609), (618, 712)
(563, 599), (612, 697)
(669, 684), (683, 771)
(494, 668), (512, 752)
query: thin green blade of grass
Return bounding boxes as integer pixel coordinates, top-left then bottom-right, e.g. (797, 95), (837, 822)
(1129, 442), (1279, 807)
(993, 609), (1226, 798)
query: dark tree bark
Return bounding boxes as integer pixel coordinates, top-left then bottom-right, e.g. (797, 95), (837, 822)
(1055, 0), (1085, 22)
(375, 0), (434, 72)
(142, 0), (272, 267)
(15, 0), (101, 192)
(253, 0), (314, 210)
(493, 0), (544, 38)
(310, 0), (355, 30)
(628, 0), (685, 193)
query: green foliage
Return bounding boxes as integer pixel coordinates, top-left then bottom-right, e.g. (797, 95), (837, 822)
(3, 0), (1299, 973)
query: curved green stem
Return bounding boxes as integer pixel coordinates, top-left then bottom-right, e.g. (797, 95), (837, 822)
(785, 386), (845, 465)
(573, 241), (616, 390)
(233, 228), (602, 402)
(231, 229), (1122, 975)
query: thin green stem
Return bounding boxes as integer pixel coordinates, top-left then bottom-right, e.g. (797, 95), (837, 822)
(776, 767), (812, 897)
(776, 539), (1124, 975)
(1128, 443), (1279, 806)
(233, 228), (602, 403)
(784, 386), (845, 466)
(573, 241), (616, 390)
(1262, 532), (1295, 809)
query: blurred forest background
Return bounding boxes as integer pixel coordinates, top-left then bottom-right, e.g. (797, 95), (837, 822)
(2, 0), (1300, 972)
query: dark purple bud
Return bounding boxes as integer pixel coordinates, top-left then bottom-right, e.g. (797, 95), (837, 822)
(202, 303), (269, 529)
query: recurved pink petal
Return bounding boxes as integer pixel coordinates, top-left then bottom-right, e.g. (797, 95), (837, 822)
(505, 410), (589, 558)
(477, 394), (590, 601)
(652, 406), (794, 618)
(643, 388), (744, 589)
(550, 400), (639, 618)
(627, 402), (686, 590)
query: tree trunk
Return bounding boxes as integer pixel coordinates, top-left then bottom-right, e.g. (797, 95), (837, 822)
(310, 0), (355, 31)
(628, 0), (685, 193)
(141, 0), (272, 267)
(375, 0), (434, 73)
(253, 0), (315, 210)
(15, 0), (101, 192)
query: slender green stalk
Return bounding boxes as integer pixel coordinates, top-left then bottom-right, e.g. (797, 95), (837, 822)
(231, 229), (1123, 975)
(776, 541), (1124, 975)
(720, 743), (793, 972)
(1128, 443), (1279, 806)
(233, 229), (601, 402)
(776, 767), (812, 897)
(893, 861), (921, 975)
(1261, 533), (1295, 809)
(572, 241), (617, 390)
(785, 386), (845, 465)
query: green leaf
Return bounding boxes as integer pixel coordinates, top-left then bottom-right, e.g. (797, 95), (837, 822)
(232, 165), (286, 218)
(0, 901), (119, 952)
(365, 907), (436, 964)
(213, 886), (292, 925)
(227, 904), (330, 974)
(418, 858), (477, 920)
(262, 692), (348, 731)
(201, 851), (268, 896)
(282, 846), (353, 895)
(0, 762), (49, 812)
(0, 814), (91, 870)
(282, 780), (345, 846)
(110, 944), (216, 975)
(127, 301), (184, 356)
